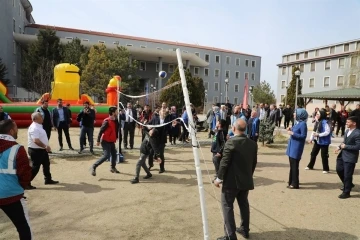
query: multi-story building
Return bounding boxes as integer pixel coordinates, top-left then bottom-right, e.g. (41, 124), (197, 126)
(277, 39), (360, 109)
(1, 0), (261, 106)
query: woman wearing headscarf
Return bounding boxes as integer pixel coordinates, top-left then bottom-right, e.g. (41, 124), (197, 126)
(305, 108), (331, 173)
(286, 108), (308, 189)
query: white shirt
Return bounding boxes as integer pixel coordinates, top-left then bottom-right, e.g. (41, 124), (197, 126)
(28, 122), (49, 149)
(126, 109), (133, 122)
(347, 129), (354, 137)
(259, 108), (265, 120)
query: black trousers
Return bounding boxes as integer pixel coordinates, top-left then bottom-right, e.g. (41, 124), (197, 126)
(148, 143), (165, 170)
(307, 143), (329, 171)
(28, 148), (52, 181)
(336, 155), (356, 194)
(276, 116), (282, 127)
(336, 122), (346, 136)
(221, 188), (250, 237)
(57, 121), (72, 148)
(284, 118), (291, 129)
(179, 122), (189, 142)
(123, 122), (135, 148)
(212, 153), (221, 176)
(288, 157), (300, 188)
(0, 199), (32, 240)
(249, 135), (258, 142)
(44, 127), (51, 140)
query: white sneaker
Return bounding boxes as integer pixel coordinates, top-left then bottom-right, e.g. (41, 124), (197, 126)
(305, 167), (310, 170)
(322, 171), (329, 174)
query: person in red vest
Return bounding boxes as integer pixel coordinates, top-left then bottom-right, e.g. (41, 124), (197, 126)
(91, 107), (119, 176)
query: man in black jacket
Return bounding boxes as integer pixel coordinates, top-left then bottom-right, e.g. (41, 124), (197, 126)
(77, 101), (96, 154)
(214, 119), (257, 240)
(283, 105), (292, 129)
(52, 99), (74, 151)
(123, 102), (137, 149)
(335, 116), (360, 199)
(211, 119), (227, 181)
(35, 100), (53, 139)
(130, 128), (161, 184)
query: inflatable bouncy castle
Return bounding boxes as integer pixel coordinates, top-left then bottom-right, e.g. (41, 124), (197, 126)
(0, 63), (122, 127)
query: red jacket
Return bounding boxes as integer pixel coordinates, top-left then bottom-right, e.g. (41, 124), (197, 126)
(98, 117), (118, 143)
(0, 139), (32, 206)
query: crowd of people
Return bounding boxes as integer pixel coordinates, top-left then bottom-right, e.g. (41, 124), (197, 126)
(1, 99), (360, 240)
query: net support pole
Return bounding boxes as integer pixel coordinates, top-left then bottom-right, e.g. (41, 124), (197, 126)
(117, 77), (121, 161)
(176, 49), (210, 240)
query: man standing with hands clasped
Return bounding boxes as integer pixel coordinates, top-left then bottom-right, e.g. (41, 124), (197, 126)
(214, 119), (257, 240)
(335, 116), (360, 199)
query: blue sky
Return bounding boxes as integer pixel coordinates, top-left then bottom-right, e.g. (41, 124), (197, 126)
(30, 0), (360, 92)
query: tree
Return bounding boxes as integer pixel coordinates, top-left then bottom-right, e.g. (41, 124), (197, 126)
(106, 46), (140, 94)
(21, 29), (62, 93)
(258, 116), (275, 146)
(344, 50), (360, 87)
(159, 67), (205, 108)
(252, 80), (276, 104)
(80, 44), (111, 98)
(0, 57), (10, 85)
(286, 66), (304, 108)
(61, 38), (85, 65)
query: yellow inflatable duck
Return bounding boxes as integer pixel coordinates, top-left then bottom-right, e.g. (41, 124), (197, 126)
(51, 63), (80, 100)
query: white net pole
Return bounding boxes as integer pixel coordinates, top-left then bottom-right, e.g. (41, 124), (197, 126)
(176, 49), (209, 240)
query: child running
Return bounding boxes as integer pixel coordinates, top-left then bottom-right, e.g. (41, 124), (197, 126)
(130, 128), (161, 184)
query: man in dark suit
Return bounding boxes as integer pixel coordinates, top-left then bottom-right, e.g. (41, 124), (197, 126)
(123, 102), (137, 149)
(247, 111), (260, 142)
(283, 105), (292, 129)
(52, 99), (74, 151)
(214, 119), (257, 240)
(335, 116), (360, 199)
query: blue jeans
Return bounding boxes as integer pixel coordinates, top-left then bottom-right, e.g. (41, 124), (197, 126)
(80, 126), (94, 151)
(93, 141), (117, 169)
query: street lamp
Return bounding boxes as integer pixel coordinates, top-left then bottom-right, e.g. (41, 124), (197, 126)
(220, 92), (223, 104)
(224, 78), (229, 103)
(203, 90), (207, 113)
(294, 70), (301, 109)
(150, 84), (154, 110)
(249, 86), (253, 108)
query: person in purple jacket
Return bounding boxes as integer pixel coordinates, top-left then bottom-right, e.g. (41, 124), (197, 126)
(286, 108), (308, 189)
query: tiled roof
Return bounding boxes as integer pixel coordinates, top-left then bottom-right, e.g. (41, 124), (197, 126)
(298, 88), (360, 101)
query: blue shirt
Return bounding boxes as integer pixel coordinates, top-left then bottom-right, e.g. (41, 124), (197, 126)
(57, 107), (65, 122)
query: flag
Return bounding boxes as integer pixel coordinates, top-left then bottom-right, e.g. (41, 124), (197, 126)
(242, 77), (249, 107)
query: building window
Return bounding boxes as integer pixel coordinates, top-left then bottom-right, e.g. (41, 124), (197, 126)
(168, 64), (174, 73)
(281, 67), (286, 75)
(225, 70), (230, 78)
(344, 43), (349, 52)
(330, 46), (335, 54)
(251, 60), (256, 68)
(236, 58), (240, 66)
(349, 75), (357, 86)
(140, 45), (146, 48)
(281, 80), (286, 89)
(310, 62), (315, 71)
(12, 63), (16, 76)
(13, 19), (15, 32)
(234, 97), (238, 105)
(309, 78), (315, 88)
(214, 96), (218, 103)
(204, 81), (209, 90)
(113, 41), (120, 45)
(214, 82), (219, 91)
(139, 61), (146, 71)
(280, 95), (285, 102)
(156, 47), (163, 50)
(235, 71), (240, 79)
(194, 67), (199, 75)
(98, 40), (105, 44)
(296, 54), (300, 60)
(325, 60), (331, 70)
(351, 56), (358, 67)
(323, 77), (330, 87)
(194, 52), (200, 57)
(204, 68), (209, 76)
(251, 73), (255, 81)
(338, 58), (345, 68)
(357, 41), (360, 50)
(337, 76), (344, 87)
(234, 84), (239, 92)
(215, 55), (220, 63)
(226, 56), (230, 64)
(126, 44), (133, 47)
(13, 41), (16, 55)
(299, 64), (304, 72)
(315, 49), (319, 57)
(205, 54), (210, 62)
(304, 52), (308, 59)
(155, 63), (159, 72)
(19, 3), (21, 16)
(82, 39), (89, 42)
(215, 69), (220, 77)
(245, 59), (249, 67)
(245, 72), (249, 79)
(286, 55), (290, 62)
